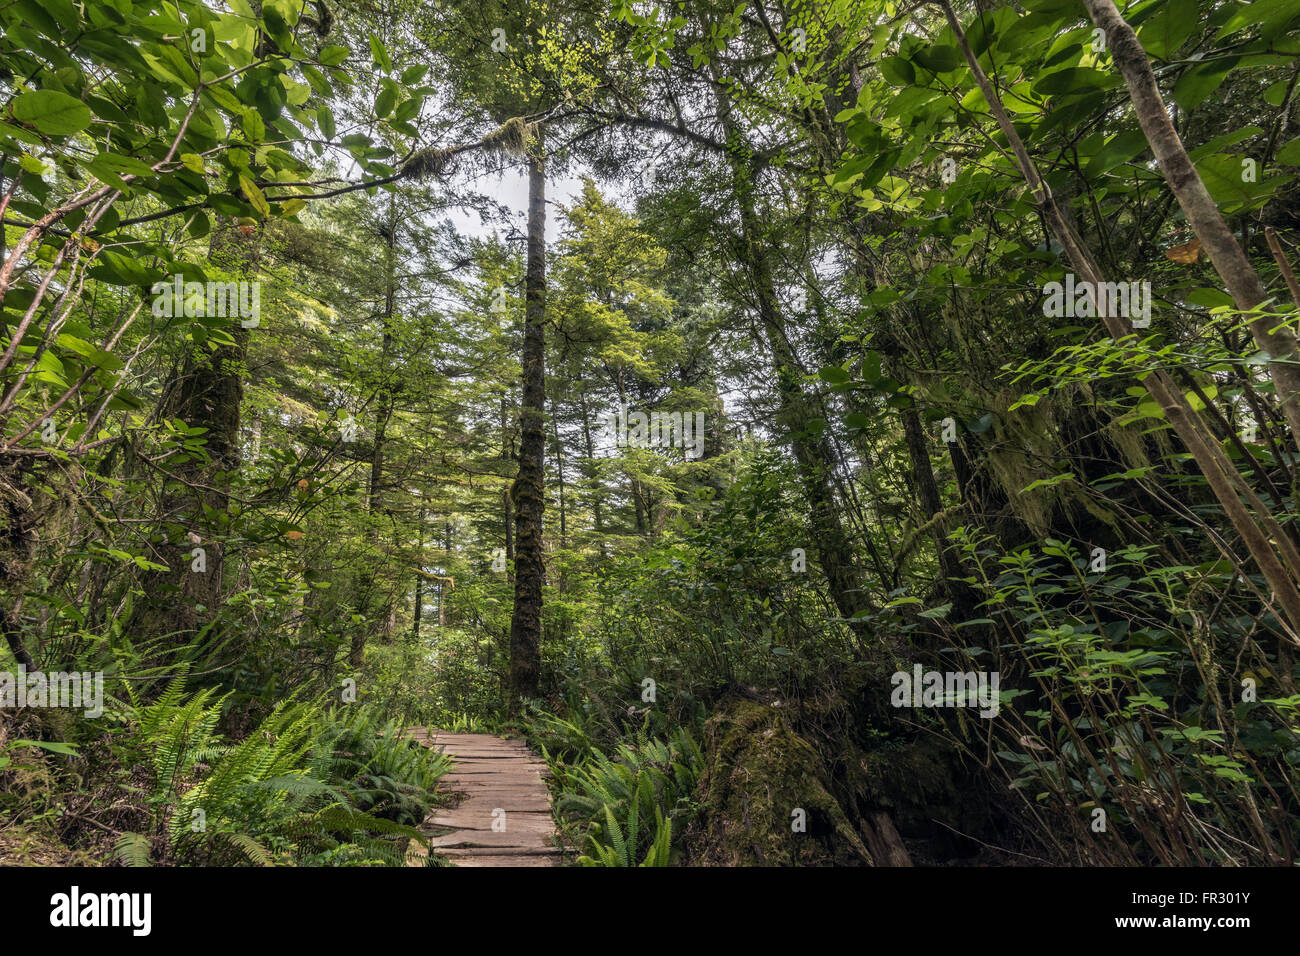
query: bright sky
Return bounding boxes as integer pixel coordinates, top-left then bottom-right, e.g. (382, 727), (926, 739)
(441, 163), (596, 243)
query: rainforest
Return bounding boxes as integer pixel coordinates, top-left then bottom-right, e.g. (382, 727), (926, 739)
(1, 0), (1299, 891)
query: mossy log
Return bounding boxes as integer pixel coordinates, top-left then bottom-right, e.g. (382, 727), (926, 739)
(688, 699), (877, 866)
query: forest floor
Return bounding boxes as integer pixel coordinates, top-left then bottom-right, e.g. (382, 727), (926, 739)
(406, 729), (561, 867)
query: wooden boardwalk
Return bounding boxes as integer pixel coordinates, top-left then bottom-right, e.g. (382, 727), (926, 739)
(406, 729), (561, 867)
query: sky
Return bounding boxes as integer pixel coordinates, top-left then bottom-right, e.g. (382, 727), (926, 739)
(441, 163), (597, 243)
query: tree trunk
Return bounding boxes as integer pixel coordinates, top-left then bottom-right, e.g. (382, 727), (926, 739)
(735, 178), (871, 621)
(248, 412), (262, 464)
(1083, 0), (1300, 449)
(578, 386), (608, 556)
(439, 519), (450, 628)
(131, 219), (256, 647)
(508, 135), (547, 704)
(552, 400), (568, 547)
(698, 28), (871, 623)
(901, 406), (977, 620)
(413, 506), (424, 641)
(351, 198), (399, 669)
(503, 487), (514, 580)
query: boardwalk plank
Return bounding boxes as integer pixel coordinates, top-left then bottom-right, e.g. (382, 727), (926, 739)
(408, 728), (560, 868)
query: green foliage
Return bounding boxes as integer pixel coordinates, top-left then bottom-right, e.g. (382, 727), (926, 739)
(893, 527), (1300, 864)
(532, 710), (701, 867)
(4, 0), (1300, 871)
(109, 684), (448, 866)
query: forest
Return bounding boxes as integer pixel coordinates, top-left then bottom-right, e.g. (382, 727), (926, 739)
(1, 0), (1299, 874)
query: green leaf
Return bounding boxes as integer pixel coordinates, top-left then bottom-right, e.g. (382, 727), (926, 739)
(913, 45), (961, 74)
(87, 250), (157, 287)
(12, 90), (92, 135)
(1188, 125), (1264, 163)
(242, 110), (266, 142)
(319, 45), (350, 67)
(1276, 137), (1300, 167)
(18, 154), (48, 175)
(1032, 67), (1116, 99)
(918, 603), (952, 619)
(401, 64), (429, 84)
(879, 56), (915, 86)
(239, 175), (271, 217)
(1215, 0), (1300, 41)
(1195, 153), (1283, 211)
(1084, 129), (1149, 178)
(862, 350), (882, 384)
(6, 738), (78, 756)
(1137, 0), (1199, 59)
(375, 84), (396, 119)
(1021, 472), (1076, 493)
(368, 34), (392, 72)
(316, 106), (336, 140)
(1184, 287), (1234, 309)
(1173, 58), (1238, 112)
(88, 152), (153, 180)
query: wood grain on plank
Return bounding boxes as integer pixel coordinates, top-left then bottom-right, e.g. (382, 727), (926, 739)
(407, 728), (559, 868)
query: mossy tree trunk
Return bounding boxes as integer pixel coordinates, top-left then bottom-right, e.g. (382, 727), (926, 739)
(131, 220), (256, 649)
(689, 699), (877, 866)
(508, 134), (547, 705)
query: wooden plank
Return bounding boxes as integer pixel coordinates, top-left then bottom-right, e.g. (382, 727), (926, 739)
(447, 858), (559, 868)
(430, 831), (553, 849)
(409, 728), (561, 867)
(439, 845), (562, 857)
(427, 812), (554, 832)
(429, 800), (551, 814)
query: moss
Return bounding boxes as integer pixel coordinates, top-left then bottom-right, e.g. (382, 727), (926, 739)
(401, 116), (537, 183)
(401, 147), (452, 181)
(0, 825), (102, 866)
(481, 116), (534, 156)
(687, 699), (872, 866)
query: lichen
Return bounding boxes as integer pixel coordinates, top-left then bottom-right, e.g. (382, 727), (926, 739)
(481, 115), (535, 156)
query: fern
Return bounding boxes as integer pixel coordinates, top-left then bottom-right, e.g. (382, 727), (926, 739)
(553, 727), (702, 867)
(117, 683), (448, 866)
(220, 832), (272, 866)
(114, 832), (151, 867)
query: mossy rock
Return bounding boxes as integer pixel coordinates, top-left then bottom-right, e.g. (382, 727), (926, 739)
(687, 699), (872, 866)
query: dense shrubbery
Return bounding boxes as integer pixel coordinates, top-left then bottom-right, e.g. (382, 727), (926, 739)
(1, 684), (450, 867)
(529, 709), (702, 866)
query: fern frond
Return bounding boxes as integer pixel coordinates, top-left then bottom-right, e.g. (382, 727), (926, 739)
(114, 832), (151, 867)
(221, 832), (273, 866)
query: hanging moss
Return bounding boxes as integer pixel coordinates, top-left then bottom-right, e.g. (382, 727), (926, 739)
(400, 147), (452, 181)
(480, 116), (534, 156)
(401, 116), (536, 183)
(686, 699), (873, 866)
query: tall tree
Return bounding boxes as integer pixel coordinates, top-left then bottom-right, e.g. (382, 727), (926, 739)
(508, 132), (548, 701)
